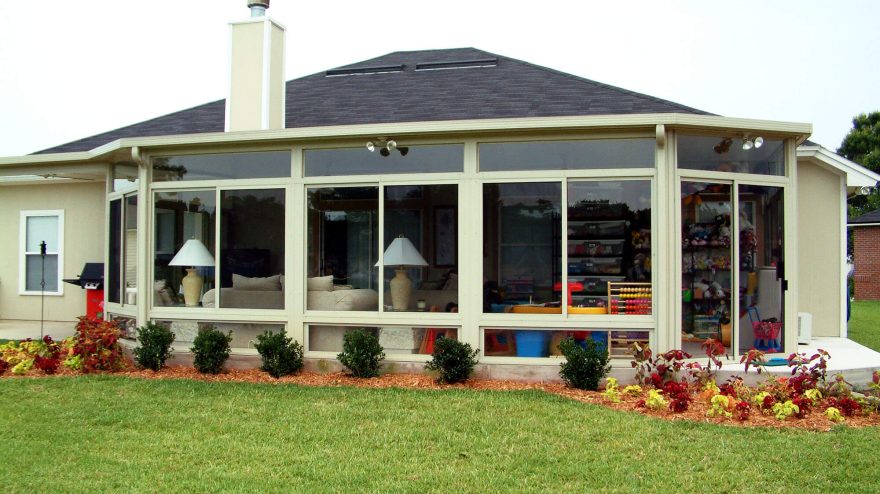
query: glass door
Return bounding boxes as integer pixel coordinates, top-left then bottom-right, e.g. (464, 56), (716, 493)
(681, 182), (734, 355)
(680, 181), (786, 357)
(737, 185), (785, 354)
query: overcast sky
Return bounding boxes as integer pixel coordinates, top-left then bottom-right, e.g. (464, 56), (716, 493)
(0, 0), (877, 157)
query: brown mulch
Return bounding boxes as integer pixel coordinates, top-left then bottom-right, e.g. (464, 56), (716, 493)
(5, 361), (880, 431)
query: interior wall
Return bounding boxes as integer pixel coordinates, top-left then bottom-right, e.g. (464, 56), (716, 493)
(796, 160), (843, 337)
(0, 182), (105, 322)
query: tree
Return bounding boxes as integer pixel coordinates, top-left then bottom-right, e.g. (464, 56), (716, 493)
(838, 111), (880, 173)
(839, 111), (880, 219)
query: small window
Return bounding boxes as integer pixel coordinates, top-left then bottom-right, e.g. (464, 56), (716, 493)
(152, 151), (291, 182)
(20, 210), (64, 295)
(304, 144), (464, 176)
(677, 135), (785, 176)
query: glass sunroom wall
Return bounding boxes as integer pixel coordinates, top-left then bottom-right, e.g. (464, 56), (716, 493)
(482, 182), (562, 313)
(153, 191), (216, 308)
(383, 184), (458, 312)
(306, 186), (379, 311)
(217, 189), (286, 309)
(567, 180), (652, 314)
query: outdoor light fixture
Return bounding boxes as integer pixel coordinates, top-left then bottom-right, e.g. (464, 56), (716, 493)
(366, 138), (409, 157)
(742, 135), (764, 151)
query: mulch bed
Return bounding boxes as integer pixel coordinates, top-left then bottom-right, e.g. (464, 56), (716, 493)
(6, 361), (879, 431)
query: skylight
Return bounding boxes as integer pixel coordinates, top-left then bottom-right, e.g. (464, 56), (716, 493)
(325, 64), (405, 77)
(414, 58), (498, 71)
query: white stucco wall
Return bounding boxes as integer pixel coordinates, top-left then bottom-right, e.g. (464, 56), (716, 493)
(0, 181), (105, 321)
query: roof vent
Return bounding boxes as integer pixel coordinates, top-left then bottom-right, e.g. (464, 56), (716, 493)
(248, 0), (269, 17)
(415, 58), (498, 71)
(325, 64), (405, 77)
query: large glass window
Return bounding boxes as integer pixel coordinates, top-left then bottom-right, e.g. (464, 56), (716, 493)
(304, 144), (463, 176)
(308, 325), (458, 354)
(152, 151), (291, 182)
(482, 328), (649, 358)
(153, 320), (285, 350)
(479, 138), (654, 172)
(211, 189), (286, 309)
(108, 199), (122, 303)
(383, 184), (458, 312)
(306, 187), (379, 311)
(20, 210), (63, 294)
(153, 191), (216, 307)
(483, 183), (562, 312)
(677, 135), (785, 176)
(567, 181), (652, 314)
(124, 195), (138, 305)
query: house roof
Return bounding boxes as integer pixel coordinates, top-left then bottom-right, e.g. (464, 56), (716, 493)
(35, 48), (709, 155)
(797, 142), (880, 190)
(850, 209), (880, 225)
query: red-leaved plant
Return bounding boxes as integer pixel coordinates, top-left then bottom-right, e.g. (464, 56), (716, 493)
(70, 316), (125, 373)
(33, 335), (62, 374)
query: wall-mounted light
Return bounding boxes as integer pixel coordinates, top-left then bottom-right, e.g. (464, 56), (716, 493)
(742, 135), (764, 151)
(366, 138), (409, 157)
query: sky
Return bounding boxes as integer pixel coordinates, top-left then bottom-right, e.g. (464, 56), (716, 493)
(0, 0), (878, 157)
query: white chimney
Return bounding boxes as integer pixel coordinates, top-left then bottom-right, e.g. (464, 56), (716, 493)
(226, 0), (286, 132)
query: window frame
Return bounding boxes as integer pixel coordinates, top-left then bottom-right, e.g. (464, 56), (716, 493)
(19, 209), (65, 296)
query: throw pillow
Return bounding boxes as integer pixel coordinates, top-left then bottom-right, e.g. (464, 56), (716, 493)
(442, 273), (458, 291)
(232, 273), (282, 291)
(307, 275), (334, 292)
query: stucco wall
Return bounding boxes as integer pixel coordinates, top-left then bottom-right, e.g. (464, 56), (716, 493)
(796, 161), (843, 337)
(853, 226), (880, 300)
(0, 182), (105, 322)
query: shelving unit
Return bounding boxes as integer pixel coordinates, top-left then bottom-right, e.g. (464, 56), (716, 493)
(567, 219), (627, 309)
(681, 223), (732, 339)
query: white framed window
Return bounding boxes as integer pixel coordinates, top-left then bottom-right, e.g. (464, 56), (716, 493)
(19, 210), (64, 296)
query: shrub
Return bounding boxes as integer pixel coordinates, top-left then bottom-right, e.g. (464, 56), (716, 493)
(558, 337), (610, 390)
(70, 316), (126, 373)
(133, 322), (176, 371)
(425, 337), (479, 384)
(337, 329), (384, 378)
(0, 358), (7, 375)
(190, 327), (232, 374)
(253, 329), (304, 378)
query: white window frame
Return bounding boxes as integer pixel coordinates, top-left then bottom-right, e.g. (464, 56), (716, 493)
(19, 210), (65, 296)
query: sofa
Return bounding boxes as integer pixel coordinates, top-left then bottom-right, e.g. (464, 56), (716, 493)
(200, 274), (378, 311)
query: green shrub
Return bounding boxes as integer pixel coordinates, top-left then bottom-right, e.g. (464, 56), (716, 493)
(558, 337), (610, 390)
(425, 337), (479, 383)
(337, 329), (384, 378)
(133, 322), (175, 371)
(190, 327), (232, 374)
(253, 329), (303, 378)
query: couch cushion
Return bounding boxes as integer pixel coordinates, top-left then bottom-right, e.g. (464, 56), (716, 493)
(232, 273), (282, 291)
(307, 275), (334, 292)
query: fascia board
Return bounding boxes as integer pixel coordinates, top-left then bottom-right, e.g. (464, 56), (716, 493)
(0, 113), (812, 166)
(798, 145), (880, 187)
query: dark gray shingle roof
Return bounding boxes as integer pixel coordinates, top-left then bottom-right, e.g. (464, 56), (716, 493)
(36, 47), (709, 154)
(850, 209), (880, 225)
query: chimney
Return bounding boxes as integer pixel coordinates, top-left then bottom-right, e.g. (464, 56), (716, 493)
(226, 1), (286, 132)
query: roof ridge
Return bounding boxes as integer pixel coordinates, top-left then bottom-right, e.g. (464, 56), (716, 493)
(493, 51), (711, 115)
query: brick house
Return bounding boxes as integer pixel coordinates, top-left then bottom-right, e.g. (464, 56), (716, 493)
(851, 209), (880, 301)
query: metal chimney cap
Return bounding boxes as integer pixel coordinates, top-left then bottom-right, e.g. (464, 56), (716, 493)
(248, 0), (269, 17)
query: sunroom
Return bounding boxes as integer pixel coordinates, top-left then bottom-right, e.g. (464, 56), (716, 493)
(102, 116), (807, 379)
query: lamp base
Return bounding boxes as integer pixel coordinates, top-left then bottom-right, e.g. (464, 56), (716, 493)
(181, 268), (204, 306)
(389, 267), (412, 311)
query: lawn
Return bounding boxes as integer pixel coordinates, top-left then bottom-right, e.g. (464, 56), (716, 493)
(849, 300), (880, 351)
(1, 377), (879, 493)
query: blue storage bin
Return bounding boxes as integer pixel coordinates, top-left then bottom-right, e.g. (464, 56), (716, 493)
(514, 330), (551, 357)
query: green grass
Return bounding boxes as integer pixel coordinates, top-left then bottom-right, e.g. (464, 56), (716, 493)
(1, 377), (879, 493)
(849, 300), (880, 351)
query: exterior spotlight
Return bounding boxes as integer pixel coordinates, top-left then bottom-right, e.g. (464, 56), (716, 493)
(742, 139), (754, 151)
(366, 141), (376, 152)
(386, 140), (397, 152)
(398, 146), (409, 156)
(380, 147), (390, 157)
(754, 136), (764, 148)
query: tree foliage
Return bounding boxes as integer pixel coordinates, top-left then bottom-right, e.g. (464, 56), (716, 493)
(840, 111), (880, 220)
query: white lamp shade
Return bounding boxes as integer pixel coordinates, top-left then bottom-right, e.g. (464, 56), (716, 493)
(377, 236), (428, 267)
(169, 238), (215, 267)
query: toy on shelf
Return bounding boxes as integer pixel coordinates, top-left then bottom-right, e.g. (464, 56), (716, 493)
(607, 282), (652, 315)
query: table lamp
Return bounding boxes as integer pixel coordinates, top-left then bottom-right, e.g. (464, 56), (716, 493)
(169, 238), (215, 306)
(377, 235), (428, 310)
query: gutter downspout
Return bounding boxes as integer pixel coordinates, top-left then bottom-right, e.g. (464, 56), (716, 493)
(131, 147), (150, 329)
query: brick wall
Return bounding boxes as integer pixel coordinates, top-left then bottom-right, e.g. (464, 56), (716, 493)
(854, 226), (880, 300)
